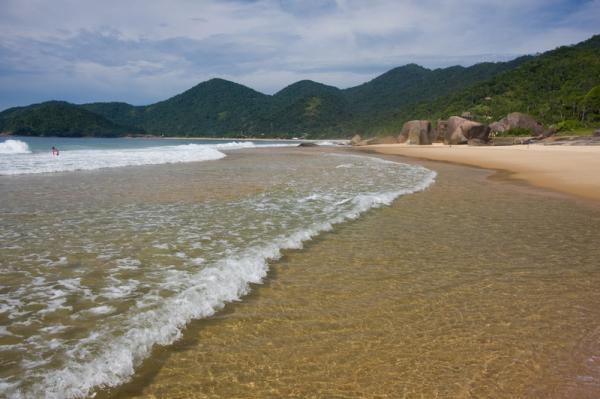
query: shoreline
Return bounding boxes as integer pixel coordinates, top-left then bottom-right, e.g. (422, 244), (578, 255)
(357, 143), (600, 203)
(101, 147), (600, 399)
(1, 134), (348, 143)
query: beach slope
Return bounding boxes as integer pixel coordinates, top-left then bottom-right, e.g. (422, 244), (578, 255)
(360, 144), (600, 202)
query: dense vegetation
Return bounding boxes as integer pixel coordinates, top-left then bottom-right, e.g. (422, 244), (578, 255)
(2, 35), (599, 138)
(0, 101), (142, 137)
(79, 60), (527, 138)
(402, 35), (600, 130)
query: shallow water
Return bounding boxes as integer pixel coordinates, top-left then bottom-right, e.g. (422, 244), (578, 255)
(106, 154), (600, 399)
(0, 148), (434, 398)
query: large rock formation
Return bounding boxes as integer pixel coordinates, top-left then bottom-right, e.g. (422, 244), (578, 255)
(490, 112), (553, 137)
(436, 119), (448, 142)
(364, 135), (398, 145)
(350, 134), (363, 146)
(443, 116), (490, 145)
(397, 120), (436, 145)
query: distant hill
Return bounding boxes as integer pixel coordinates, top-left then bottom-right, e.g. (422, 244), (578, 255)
(343, 58), (531, 134)
(403, 34), (600, 128)
(83, 79), (270, 136)
(0, 101), (143, 137)
(4, 34), (600, 138)
(266, 80), (351, 137)
(77, 56), (533, 138)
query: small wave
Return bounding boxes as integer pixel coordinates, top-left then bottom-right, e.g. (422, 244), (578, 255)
(20, 160), (436, 399)
(3, 154), (436, 399)
(0, 140), (31, 154)
(213, 142), (297, 149)
(212, 141), (257, 150)
(0, 141), (299, 175)
(0, 144), (226, 175)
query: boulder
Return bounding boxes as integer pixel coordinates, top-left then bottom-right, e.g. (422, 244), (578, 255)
(593, 129), (600, 137)
(397, 120), (436, 145)
(298, 142), (318, 147)
(364, 135), (398, 145)
(489, 121), (506, 134)
(436, 119), (448, 142)
(444, 116), (490, 145)
(467, 138), (488, 146)
(490, 112), (552, 137)
(350, 134), (363, 146)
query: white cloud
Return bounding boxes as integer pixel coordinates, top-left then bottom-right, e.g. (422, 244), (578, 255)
(0, 0), (597, 109)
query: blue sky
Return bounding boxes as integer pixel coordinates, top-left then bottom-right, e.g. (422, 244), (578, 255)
(0, 0), (598, 110)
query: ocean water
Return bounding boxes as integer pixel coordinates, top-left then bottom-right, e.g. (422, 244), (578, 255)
(0, 138), (435, 398)
(0, 137), (303, 175)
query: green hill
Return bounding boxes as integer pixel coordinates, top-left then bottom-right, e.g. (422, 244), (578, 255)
(83, 60), (524, 138)
(266, 80), (350, 137)
(404, 34), (600, 129)
(138, 78), (270, 136)
(80, 102), (143, 128)
(343, 59), (531, 134)
(84, 79), (270, 137)
(5, 34), (600, 138)
(0, 101), (143, 137)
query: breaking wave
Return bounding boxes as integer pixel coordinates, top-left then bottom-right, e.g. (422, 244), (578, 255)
(0, 141), (298, 175)
(0, 140), (31, 155)
(0, 152), (436, 398)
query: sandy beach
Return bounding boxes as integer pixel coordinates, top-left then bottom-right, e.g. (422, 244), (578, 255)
(358, 143), (600, 203)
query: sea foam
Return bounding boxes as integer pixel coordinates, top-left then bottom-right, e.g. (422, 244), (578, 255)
(0, 143), (226, 175)
(0, 141), (297, 175)
(0, 140), (31, 155)
(1, 153), (436, 399)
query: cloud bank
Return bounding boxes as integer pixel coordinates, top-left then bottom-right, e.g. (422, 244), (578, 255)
(0, 0), (598, 110)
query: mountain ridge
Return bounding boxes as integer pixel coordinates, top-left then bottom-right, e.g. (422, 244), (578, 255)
(2, 34), (599, 138)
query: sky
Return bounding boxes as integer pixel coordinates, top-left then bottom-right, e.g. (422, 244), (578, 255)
(0, 0), (598, 110)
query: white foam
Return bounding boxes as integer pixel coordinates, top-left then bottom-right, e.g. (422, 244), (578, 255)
(85, 306), (116, 315)
(0, 139), (31, 154)
(5, 153), (436, 399)
(116, 258), (141, 270)
(0, 143), (226, 175)
(19, 158), (436, 399)
(212, 141), (297, 150)
(100, 280), (139, 300)
(0, 326), (13, 336)
(212, 141), (256, 150)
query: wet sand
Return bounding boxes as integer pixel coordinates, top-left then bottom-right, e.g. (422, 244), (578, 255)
(101, 149), (600, 399)
(359, 143), (600, 202)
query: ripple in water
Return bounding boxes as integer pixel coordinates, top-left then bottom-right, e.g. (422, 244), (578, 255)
(0, 151), (435, 398)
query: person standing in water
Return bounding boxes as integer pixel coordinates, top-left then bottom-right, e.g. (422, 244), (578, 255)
(51, 146), (59, 156)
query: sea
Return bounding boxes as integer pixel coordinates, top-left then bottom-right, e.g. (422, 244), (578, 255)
(0, 136), (436, 398)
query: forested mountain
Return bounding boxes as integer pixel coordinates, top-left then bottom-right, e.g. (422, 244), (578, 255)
(83, 79), (270, 136)
(2, 35), (599, 138)
(266, 80), (351, 137)
(343, 58), (531, 134)
(84, 59), (524, 138)
(402, 34), (600, 128)
(0, 101), (142, 137)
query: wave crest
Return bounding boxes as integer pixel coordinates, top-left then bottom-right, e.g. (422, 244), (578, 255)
(0, 139), (31, 154)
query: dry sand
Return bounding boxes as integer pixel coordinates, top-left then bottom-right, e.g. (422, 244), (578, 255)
(359, 143), (600, 202)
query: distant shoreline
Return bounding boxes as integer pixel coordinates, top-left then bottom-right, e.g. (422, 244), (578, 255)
(1, 133), (349, 143)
